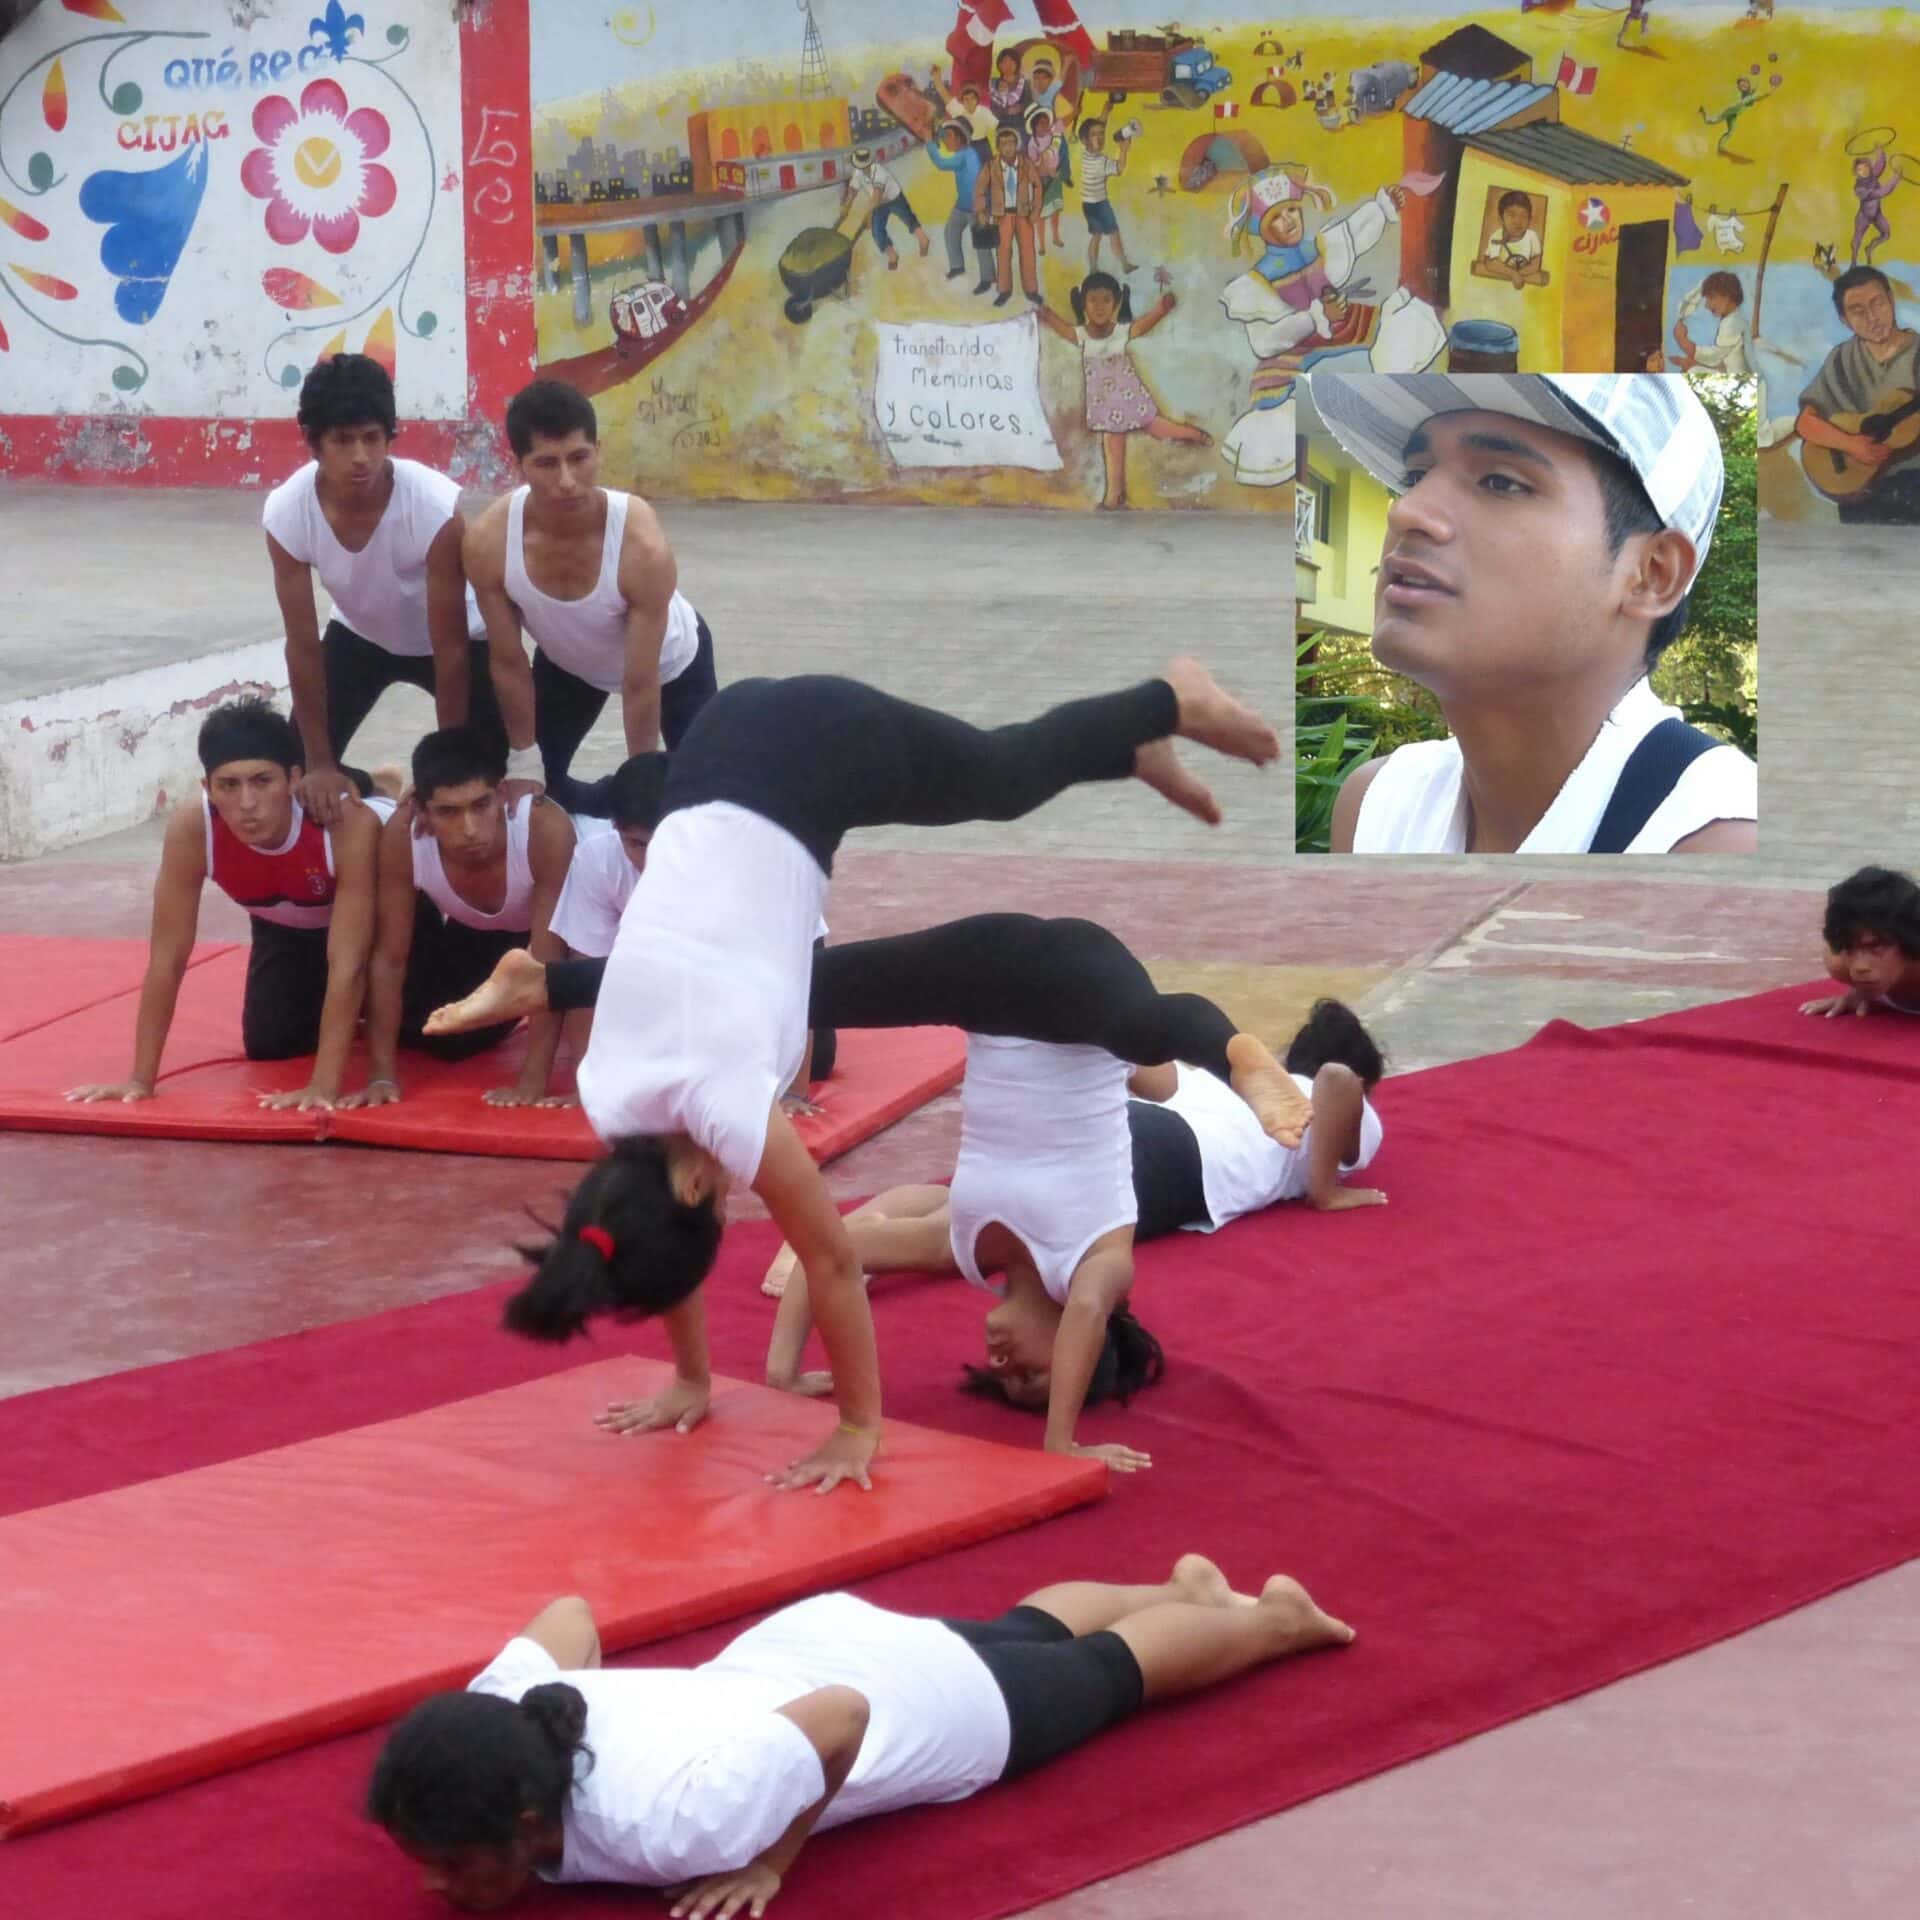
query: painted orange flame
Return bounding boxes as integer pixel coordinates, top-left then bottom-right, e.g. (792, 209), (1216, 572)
(0, 195), (50, 242)
(361, 308), (397, 377)
(43, 60), (68, 134)
(63, 1), (130, 20)
(315, 329), (348, 363)
(13, 265), (79, 299)
(263, 268), (342, 311)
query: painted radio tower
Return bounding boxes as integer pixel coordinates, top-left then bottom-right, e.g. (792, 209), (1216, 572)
(798, 0), (834, 98)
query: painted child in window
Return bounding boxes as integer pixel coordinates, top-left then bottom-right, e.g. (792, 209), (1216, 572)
(1038, 274), (1213, 510)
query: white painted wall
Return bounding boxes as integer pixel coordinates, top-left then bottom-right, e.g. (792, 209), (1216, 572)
(0, 0), (466, 418)
(0, 642), (288, 860)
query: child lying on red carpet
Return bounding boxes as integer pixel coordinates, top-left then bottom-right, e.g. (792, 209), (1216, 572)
(1800, 867), (1920, 1018)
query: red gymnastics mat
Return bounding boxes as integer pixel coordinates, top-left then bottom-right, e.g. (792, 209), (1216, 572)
(0, 1358), (1103, 1835)
(0, 934), (236, 1043)
(0, 937), (964, 1163)
(3, 983), (1919, 1918)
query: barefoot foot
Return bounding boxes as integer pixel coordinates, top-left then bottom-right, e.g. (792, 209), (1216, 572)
(1170, 1552), (1238, 1609)
(1161, 656), (1280, 765)
(761, 1243), (799, 1299)
(424, 947), (549, 1036)
(1132, 737), (1221, 825)
(1258, 1573), (1355, 1648)
(1227, 1032), (1311, 1147)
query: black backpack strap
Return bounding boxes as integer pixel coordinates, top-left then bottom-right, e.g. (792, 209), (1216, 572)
(1588, 718), (1721, 854)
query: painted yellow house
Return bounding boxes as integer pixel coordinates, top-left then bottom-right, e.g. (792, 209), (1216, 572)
(1295, 435), (1393, 641)
(1451, 128), (1686, 373)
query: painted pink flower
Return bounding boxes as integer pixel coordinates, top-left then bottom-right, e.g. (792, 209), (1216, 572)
(241, 77), (395, 255)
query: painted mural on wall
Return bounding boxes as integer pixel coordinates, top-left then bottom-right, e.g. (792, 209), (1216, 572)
(0, 0), (465, 428)
(528, 1), (1919, 521)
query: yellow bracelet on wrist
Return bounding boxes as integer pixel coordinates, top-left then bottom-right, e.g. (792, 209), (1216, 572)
(837, 1421), (879, 1438)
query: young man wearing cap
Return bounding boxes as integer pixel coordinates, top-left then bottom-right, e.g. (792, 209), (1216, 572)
(841, 148), (929, 271)
(1309, 373), (1757, 856)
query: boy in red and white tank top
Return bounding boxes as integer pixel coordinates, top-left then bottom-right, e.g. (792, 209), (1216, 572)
(465, 381), (717, 818)
(349, 725), (578, 1111)
(66, 699), (385, 1112)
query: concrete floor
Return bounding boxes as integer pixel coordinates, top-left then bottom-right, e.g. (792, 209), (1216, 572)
(1, 488), (1915, 1912)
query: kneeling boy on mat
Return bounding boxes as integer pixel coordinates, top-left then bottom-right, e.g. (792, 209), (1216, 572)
(369, 1563), (1352, 1912)
(347, 726), (578, 1110)
(1801, 865), (1920, 1017)
(67, 699), (388, 1113)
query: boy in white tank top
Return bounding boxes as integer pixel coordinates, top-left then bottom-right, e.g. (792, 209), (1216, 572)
(67, 700), (386, 1113)
(349, 727), (579, 1110)
(262, 354), (498, 829)
(466, 381), (717, 817)
(1305, 372), (1757, 856)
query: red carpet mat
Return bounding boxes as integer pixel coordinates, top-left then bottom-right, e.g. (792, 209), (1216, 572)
(3, 984), (1918, 1916)
(0, 1361), (1101, 1835)
(0, 934), (236, 1043)
(0, 939), (963, 1163)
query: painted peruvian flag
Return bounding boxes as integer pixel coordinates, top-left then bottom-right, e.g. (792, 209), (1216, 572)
(1555, 51), (1598, 96)
(947, 1), (1096, 89)
(1214, 100), (1239, 120)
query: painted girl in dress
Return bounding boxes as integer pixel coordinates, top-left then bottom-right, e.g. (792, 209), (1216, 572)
(1039, 272), (1213, 510)
(1027, 103), (1069, 258)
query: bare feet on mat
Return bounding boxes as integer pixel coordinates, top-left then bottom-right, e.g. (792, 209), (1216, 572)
(1132, 737), (1221, 825)
(1162, 655), (1281, 765)
(424, 946), (548, 1035)
(1226, 1032), (1311, 1147)
(1259, 1573), (1356, 1648)
(762, 1242), (799, 1298)
(1171, 1552), (1239, 1608)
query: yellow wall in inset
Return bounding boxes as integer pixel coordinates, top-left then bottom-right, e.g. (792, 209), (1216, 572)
(702, 98), (849, 163)
(1305, 459), (1392, 637)
(1450, 149), (1674, 373)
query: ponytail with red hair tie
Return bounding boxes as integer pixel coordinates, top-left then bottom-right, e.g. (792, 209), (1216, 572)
(578, 1225), (615, 1261)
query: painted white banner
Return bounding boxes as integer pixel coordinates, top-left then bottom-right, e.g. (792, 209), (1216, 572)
(873, 316), (1062, 471)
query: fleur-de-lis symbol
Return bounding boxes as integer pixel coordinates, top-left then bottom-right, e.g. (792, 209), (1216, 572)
(309, 1), (366, 62)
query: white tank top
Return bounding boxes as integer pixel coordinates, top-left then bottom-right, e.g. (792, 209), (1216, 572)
(1352, 678), (1758, 855)
(503, 487), (700, 693)
(411, 793), (538, 932)
(260, 458), (461, 659)
(948, 1035), (1139, 1304)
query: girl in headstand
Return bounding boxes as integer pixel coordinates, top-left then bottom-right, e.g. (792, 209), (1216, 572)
(761, 994), (1388, 1470)
(425, 663), (1289, 1497)
(370, 1562), (1352, 1912)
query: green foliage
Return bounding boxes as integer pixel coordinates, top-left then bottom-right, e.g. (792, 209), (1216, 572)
(1294, 635), (1447, 852)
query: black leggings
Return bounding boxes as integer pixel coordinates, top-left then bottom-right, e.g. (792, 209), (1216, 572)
(546, 916), (1238, 1086)
(943, 1607), (1145, 1779)
(323, 619), (504, 764)
(662, 672), (1178, 874)
(399, 897), (528, 1061)
(534, 615), (718, 816)
(241, 918), (332, 1061)
(1127, 1099), (1209, 1237)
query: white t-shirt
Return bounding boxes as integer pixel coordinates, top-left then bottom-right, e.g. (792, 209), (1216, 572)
(549, 826), (638, 960)
(1079, 149), (1121, 203)
(1352, 678), (1758, 855)
(262, 458), (465, 659)
(466, 1595), (1011, 1887)
(948, 1035), (1138, 1302)
(1159, 1064), (1382, 1226)
(577, 803), (827, 1183)
(1075, 322), (1134, 362)
(1484, 225), (1541, 267)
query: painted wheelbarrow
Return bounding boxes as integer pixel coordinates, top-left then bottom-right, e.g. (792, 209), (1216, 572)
(778, 206), (864, 324)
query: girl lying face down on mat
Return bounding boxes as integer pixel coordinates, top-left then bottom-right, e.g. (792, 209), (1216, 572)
(420, 667), (1290, 1496)
(369, 1561), (1353, 1915)
(760, 998), (1387, 1470)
